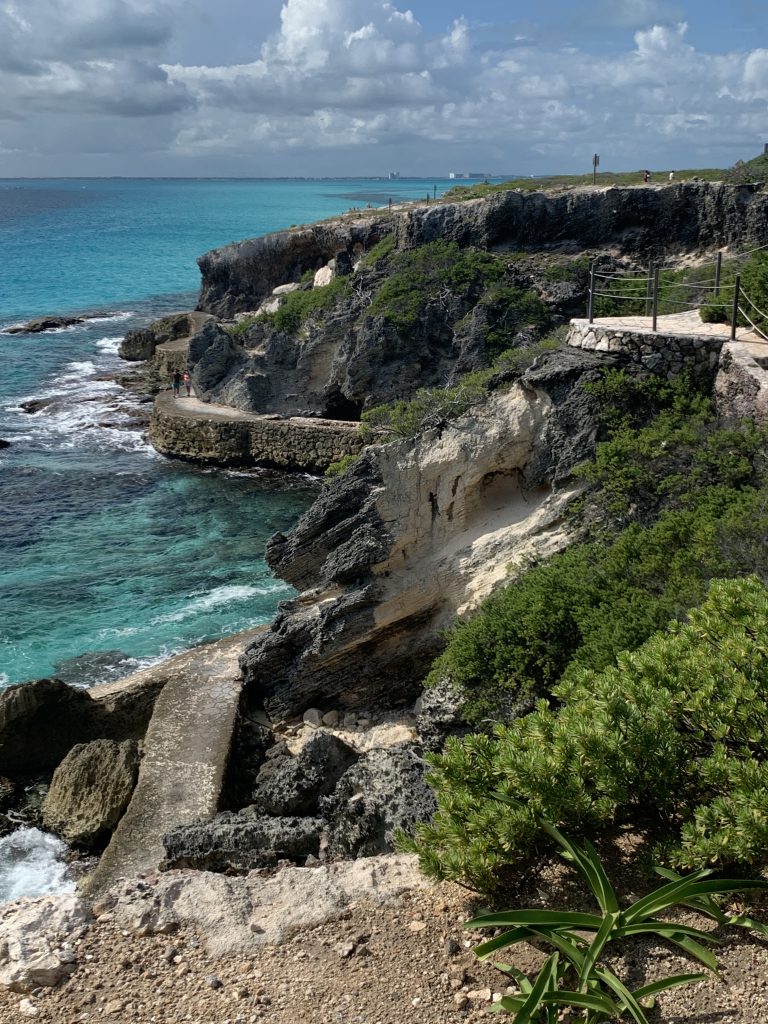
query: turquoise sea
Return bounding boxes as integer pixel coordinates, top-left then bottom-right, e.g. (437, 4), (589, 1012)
(0, 177), (459, 690)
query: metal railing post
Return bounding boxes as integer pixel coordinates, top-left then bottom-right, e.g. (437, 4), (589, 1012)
(652, 266), (660, 332)
(731, 274), (740, 340)
(715, 252), (722, 297)
(645, 263), (654, 316)
(588, 262), (595, 323)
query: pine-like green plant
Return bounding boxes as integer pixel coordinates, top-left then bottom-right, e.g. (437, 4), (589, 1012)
(467, 818), (768, 1023)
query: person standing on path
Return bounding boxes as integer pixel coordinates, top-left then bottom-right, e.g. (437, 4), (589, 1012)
(182, 371), (192, 397)
(172, 369), (181, 398)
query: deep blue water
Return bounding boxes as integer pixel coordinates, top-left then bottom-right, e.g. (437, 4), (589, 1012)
(0, 177), (459, 688)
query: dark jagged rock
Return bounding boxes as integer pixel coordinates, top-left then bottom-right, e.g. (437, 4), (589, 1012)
(19, 399), (54, 415)
(223, 715), (273, 809)
(0, 439), (10, 449)
(187, 321), (247, 400)
(251, 732), (359, 816)
(0, 679), (103, 775)
(197, 217), (390, 318)
(321, 746), (437, 859)
(118, 311), (213, 362)
(161, 809), (324, 871)
(395, 181), (768, 256)
(6, 315), (87, 334)
(415, 679), (471, 754)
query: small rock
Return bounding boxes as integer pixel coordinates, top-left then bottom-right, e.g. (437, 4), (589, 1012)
(302, 708), (323, 728)
(342, 713), (357, 730)
(453, 993), (469, 1009)
(207, 975), (224, 990)
(105, 1000), (125, 1015)
(19, 999), (40, 1018)
(335, 941), (356, 958)
(444, 937), (461, 956)
(321, 710), (340, 728)
(408, 920), (427, 932)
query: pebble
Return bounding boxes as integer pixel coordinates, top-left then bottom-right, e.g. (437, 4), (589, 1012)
(408, 921), (427, 932)
(19, 999), (40, 1018)
(302, 708), (323, 728)
(206, 975), (224, 990)
(444, 938), (461, 956)
(104, 999), (125, 1014)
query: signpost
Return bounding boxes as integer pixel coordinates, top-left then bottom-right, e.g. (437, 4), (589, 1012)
(592, 153), (600, 185)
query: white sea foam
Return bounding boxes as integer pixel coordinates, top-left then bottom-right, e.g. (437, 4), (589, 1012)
(87, 311), (134, 324)
(95, 335), (124, 354)
(152, 583), (278, 624)
(0, 828), (75, 904)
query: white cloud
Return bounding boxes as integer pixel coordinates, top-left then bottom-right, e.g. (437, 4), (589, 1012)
(2, 0), (768, 174)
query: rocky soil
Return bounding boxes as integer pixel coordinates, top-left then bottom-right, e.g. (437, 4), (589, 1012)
(3, 857), (768, 1024)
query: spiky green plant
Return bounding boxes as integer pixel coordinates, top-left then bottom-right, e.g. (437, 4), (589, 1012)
(466, 817), (768, 1023)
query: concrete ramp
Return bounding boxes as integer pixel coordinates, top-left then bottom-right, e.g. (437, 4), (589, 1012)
(82, 629), (263, 897)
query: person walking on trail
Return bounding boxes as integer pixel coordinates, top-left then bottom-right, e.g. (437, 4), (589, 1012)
(172, 369), (181, 397)
(182, 371), (192, 397)
(642, 169), (649, 183)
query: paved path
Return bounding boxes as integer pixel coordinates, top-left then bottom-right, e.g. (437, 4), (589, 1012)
(157, 391), (359, 430)
(574, 309), (768, 370)
(82, 628), (264, 897)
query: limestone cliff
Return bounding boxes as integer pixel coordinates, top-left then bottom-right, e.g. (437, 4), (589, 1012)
(240, 349), (614, 721)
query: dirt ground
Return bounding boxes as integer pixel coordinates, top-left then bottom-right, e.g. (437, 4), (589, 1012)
(3, 873), (768, 1024)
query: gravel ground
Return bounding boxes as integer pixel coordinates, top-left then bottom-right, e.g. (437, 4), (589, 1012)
(3, 873), (768, 1024)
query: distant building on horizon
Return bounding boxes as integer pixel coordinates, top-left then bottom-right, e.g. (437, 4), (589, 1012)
(449, 171), (493, 180)
(388, 171), (401, 179)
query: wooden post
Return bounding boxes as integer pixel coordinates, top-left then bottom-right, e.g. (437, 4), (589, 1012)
(652, 266), (660, 332)
(714, 252), (722, 297)
(645, 263), (654, 316)
(588, 262), (596, 323)
(731, 274), (740, 340)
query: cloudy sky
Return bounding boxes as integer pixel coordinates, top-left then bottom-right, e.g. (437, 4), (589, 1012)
(1, 0), (767, 177)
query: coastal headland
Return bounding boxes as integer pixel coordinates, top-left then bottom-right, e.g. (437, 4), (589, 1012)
(3, 178), (768, 1023)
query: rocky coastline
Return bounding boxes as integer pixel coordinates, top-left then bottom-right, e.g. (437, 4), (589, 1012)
(3, 180), (768, 1022)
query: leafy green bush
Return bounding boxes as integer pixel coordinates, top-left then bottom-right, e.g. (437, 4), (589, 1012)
(471, 283), (550, 358)
(700, 251), (768, 333)
(467, 819), (768, 1023)
(367, 240), (505, 330)
(226, 315), (259, 337)
(360, 233), (395, 267)
(407, 577), (768, 892)
(324, 453), (359, 478)
(360, 339), (562, 441)
(594, 262), (725, 319)
(260, 276), (352, 335)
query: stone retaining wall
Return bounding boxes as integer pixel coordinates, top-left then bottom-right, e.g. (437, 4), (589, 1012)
(150, 400), (363, 473)
(567, 319), (723, 380)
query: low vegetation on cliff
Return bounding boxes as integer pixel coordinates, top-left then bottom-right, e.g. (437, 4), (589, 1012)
(407, 369), (768, 892)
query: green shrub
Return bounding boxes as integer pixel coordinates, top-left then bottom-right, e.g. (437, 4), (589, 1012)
(226, 315), (259, 337)
(324, 453), (359, 478)
(700, 251), (768, 333)
(406, 577), (768, 892)
(260, 276), (352, 335)
(472, 283), (550, 358)
(367, 240), (505, 330)
(360, 233), (395, 267)
(467, 820), (768, 1022)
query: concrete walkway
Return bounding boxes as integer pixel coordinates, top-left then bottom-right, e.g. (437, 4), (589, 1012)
(82, 628), (264, 897)
(157, 391), (359, 430)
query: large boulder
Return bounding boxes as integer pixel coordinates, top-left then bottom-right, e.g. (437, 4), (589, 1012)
(415, 678), (470, 753)
(41, 739), (140, 847)
(162, 809), (323, 871)
(188, 321), (247, 400)
(118, 311), (211, 361)
(0, 893), (92, 993)
(322, 746), (437, 859)
(0, 679), (103, 775)
(251, 731), (359, 816)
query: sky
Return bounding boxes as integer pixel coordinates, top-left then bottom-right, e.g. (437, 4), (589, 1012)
(1, 0), (768, 177)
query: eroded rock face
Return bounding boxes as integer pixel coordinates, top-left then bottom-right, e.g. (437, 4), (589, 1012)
(161, 810), (324, 871)
(251, 732), (359, 816)
(0, 679), (102, 775)
(42, 739), (140, 848)
(322, 746), (437, 859)
(241, 351), (610, 721)
(118, 312), (213, 362)
(0, 893), (92, 993)
(197, 218), (389, 318)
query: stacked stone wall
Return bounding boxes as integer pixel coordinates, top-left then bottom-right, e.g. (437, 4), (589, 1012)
(567, 320), (722, 380)
(149, 400), (362, 473)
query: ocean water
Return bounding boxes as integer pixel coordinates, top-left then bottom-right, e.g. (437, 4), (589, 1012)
(0, 177), (460, 689)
